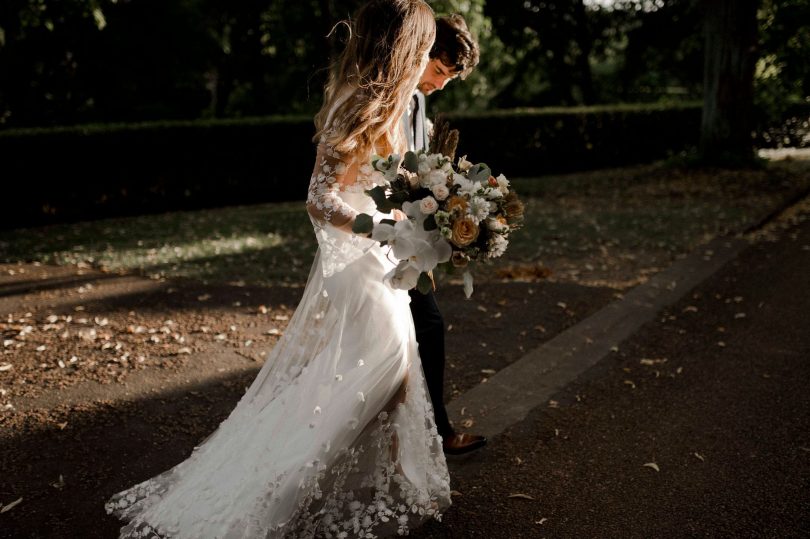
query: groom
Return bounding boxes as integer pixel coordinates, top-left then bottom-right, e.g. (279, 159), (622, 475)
(404, 14), (485, 455)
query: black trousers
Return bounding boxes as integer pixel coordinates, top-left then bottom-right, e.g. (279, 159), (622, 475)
(409, 288), (454, 438)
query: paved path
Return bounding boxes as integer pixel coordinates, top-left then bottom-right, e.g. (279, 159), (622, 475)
(414, 206), (810, 538)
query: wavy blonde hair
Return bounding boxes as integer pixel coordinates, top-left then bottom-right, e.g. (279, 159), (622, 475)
(314, 0), (436, 158)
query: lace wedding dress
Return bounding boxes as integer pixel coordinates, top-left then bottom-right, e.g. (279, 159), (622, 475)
(105, 104), (451, 538)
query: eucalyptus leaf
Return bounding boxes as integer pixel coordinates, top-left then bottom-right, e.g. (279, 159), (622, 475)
(417, 272), (433, 294)
(403, 151), (419, 173)
(366, 185), (397, 212)
(352, 213), (374, 235)
(469, 163), (492, 184)
(423, 214), (438, 231)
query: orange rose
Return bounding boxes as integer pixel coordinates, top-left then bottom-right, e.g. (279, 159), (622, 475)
(488, 175), (499, 188)
(451, 217), (479, 247)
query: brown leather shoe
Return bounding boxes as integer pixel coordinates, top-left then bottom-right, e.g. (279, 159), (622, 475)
(442, 432), (487, 455)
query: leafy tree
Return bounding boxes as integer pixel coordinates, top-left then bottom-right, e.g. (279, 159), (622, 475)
(755, 0), (810, 119)
(484, 0), (595, 107)
(425, 0), (509, 113)
(0, 0), (110, 126)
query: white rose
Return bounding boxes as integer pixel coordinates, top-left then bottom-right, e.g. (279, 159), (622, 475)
(418, 161), (431, 175)
(496, 173), (510, 194)
(457, 155), (474, 172)
(419, 196), (439, 214)
(431, 183), (450, 201)
(427, 170), (447, 186)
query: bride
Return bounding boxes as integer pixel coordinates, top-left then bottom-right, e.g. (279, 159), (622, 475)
(105, 1), (451, 537)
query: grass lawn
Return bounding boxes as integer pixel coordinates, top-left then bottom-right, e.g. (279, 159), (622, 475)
(3, 159), (808, 289)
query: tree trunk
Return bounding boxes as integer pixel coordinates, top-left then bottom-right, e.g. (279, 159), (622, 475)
(699, 0), (759, 164)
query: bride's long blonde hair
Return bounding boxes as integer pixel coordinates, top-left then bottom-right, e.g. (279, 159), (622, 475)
(314, 0), (436, 158)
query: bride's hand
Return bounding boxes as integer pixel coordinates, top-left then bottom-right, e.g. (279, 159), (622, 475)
(391, 210), (407, 222)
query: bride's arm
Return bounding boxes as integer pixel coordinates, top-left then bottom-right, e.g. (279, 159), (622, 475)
(306, 142), (366, 235)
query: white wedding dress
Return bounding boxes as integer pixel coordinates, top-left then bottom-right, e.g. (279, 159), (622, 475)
(105, 104), (451, 538)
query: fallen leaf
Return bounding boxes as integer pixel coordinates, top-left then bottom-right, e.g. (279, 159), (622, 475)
(693, 452), (705, 462)
(508, 493), (535, 500)
(460, 418), (474, 429)
(0, 497), (22, 513)
(642, 462), (660, 472)
(450, 490), (463, 497)
(640, 358), (668, 366)
(535, 518), (548, 525)
(481, 369), (496, 375)
(623, 380), (636, 389)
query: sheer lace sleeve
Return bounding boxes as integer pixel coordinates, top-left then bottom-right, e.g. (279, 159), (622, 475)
(306, 141), (362, 235)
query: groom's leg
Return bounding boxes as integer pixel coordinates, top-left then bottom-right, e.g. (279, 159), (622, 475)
(408, 289), (454, 438)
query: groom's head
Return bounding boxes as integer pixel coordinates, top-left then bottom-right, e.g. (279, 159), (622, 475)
(417, 14), (480, 96)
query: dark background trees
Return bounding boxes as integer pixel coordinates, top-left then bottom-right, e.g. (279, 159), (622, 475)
(0, 0), (807, 151)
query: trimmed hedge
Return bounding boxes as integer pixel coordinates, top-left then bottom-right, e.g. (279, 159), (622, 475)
(447, 102), (702, 176)
(1, 116), (316, 229)
(1, 101), (805, 229)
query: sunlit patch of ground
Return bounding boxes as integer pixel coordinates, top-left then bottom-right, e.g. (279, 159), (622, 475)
(2, 159), (809, 290)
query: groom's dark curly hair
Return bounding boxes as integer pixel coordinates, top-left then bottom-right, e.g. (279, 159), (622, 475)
(430, 14), (480, 80)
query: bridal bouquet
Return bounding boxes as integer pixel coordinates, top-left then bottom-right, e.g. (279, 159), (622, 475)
(352, 150), (524, 298)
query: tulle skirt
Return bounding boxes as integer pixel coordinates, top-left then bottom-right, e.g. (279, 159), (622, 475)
(106, 244), (451, 538)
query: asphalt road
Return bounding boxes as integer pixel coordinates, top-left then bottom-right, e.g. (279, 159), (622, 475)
(414, 217), (810, 538)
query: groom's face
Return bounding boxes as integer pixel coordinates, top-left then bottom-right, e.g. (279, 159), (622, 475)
(417, 58), (459, 95)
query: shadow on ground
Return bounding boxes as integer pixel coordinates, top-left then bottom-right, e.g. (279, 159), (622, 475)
(0, 369), (255, 539)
